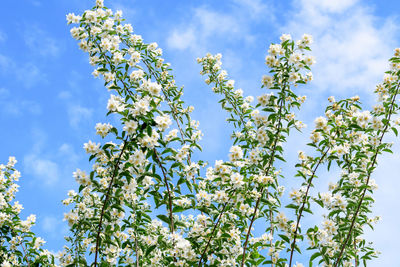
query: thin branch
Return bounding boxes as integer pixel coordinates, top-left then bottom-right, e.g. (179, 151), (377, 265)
(142, 59), (192, 164)
(354, 240), (358, 267)
(94, 139), (129, 267)
(266, 190), (275, 267)
(10, 229), (31, 267)
(241, 95), (285, 267)
(20, 241), (31, 267)
(334, 82), (400, 266)
(197, 200), (230, 266)
(153, 148), (175, 233)
(135, 234), (140, 267)
(288, 147), (330, 266)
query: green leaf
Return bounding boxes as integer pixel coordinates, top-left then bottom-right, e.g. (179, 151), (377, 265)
(392, 127), (398, 136)
(145, 245), (157, 257)
(278, 234), (290, 243)
(156, 214), (170, 225)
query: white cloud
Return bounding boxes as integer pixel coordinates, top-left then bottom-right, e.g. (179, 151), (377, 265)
(31, 0), (41, 6)
(58, 90), (72, 100)
(23, 129), (59, 186)
(167, 29), (196, 51)
(166, 2), (274, 54)
(67, 105), (93, 128)
(281, 0), (399, 100)
(24, 154), (59, 185)
(42, 215), (58, 234)
(0, 99), (41, 116)
(58, 143), (80, 166)
(109, 2), (137, 19)
(0, 87), (42, 116)
(278, 1), (400, 265)
(363, 145), (400, 266)
(41, 215), (70, 238)
(17, 63), (46, 88)
(167, 7), (243, 54)
(0, 54), (45, 88)
(232, 0), (271, 19)
(24, 25), (60, 58)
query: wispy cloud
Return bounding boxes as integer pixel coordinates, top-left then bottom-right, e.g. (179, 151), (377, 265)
(67, 104), (93, 128)
(24, 25), (61, 58)
(0, 87), (42, 116)
(281, 0), (399, 100)
(16, 62), (46, 88)
(23, 129), (59, 186)
(41, 215), (68, 238)
(24, 155), (59, 185)
(278, 0), (400, 265)
(0, 54), (46, 88)
(58, 143), (80, 166)
(166, 1), (273, 55)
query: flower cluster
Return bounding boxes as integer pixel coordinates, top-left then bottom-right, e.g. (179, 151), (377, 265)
(0, 158), (55, 266)
(2, 0), (399, 266)
(62, 2), (400, 266)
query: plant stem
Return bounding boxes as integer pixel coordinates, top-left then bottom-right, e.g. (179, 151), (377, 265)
(334, 81), (399, 266)
(288, 147), (330, 266)
(94, 139), (128, 267)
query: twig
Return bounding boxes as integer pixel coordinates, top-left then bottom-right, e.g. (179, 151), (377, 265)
(93, 139), (129, 266)
(288, 147), (330, 266)
(241, 95), (285, 267)
(334, 82), (400, 266)
(197, 201), (230, 266)
(153, 149), (175, 233)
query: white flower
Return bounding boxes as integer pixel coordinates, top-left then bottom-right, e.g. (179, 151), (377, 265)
(268, 44), (284, 56)
(103, 72), (115, 83)
(229, 145), (243, 161)
(226, 79), (235, 88)
(355, 111), (371, 127)
(155, 115), (172, 131)
(288, 72), (300, 83)
(83, 140), (100, 154)
(66, 13), (81, 24)
(123, 120), (138, 135)
(103, 18), (114, 31)
(314, 116), (327, 129)
(147, 81), (162, 96)
(310, 130), (322, 143)
(257, 93), (272, 106)
(280, 33), (291, 42)
(166, 129), (179, 141)
(130, 70), (144, 81)
(107, 95), (124, 112)
(262, 75), (273, 88)
(265, 55), (278, 67)
(112, 52), (124, 64)
(230, 172), (244, 188)
(96, 0), (104, 7)
(289, 53), (303, 64)
(95, 123), (112, 138)
(304, 56), (316, 66)
(33, 237), (46, 250)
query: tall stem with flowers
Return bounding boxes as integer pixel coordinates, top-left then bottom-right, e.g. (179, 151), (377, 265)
(2, 0), (400, 266)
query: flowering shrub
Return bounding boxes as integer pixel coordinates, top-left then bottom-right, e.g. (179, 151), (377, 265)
(0, 158), (55, 266)
(3, 0), (400, 266)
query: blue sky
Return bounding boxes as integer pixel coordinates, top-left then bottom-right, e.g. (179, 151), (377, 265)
(1, 0), (400, 265)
